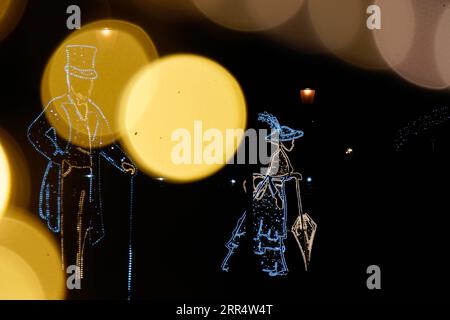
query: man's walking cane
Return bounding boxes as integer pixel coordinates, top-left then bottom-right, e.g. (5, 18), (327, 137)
(127, 176), (135, 300)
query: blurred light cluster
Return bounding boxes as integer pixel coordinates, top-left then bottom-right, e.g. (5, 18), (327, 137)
(36, 15), (248, 183)
(134, 0), (450, 90)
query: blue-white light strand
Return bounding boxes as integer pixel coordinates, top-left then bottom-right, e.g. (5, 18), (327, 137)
(221, 112), (317, 276)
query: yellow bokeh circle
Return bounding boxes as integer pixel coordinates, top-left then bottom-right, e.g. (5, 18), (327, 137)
(119, 54), (247, 183)
(0, 246), (45, 300)
(0, 209), (65, 299)
(0, 141), (11, 219)
(0, 129), (31, 211)
(41, 19), (158, 148)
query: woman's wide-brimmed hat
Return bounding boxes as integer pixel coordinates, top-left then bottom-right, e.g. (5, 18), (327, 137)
(258, 111), (304, 142)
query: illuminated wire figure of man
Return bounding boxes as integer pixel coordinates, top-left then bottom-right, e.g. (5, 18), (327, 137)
(221, 112), (317, 276)
(28, 45), (137, 284)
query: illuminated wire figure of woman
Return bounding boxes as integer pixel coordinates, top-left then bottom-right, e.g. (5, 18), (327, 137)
(221, 112), (317, 276)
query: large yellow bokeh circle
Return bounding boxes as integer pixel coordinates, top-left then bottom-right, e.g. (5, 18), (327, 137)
(119, 54), (247, 183)
(0, 209), (65, 299)
(0, 129), (31, 211)
(41, 20), (158, 148)
(0, 246), (45, 300)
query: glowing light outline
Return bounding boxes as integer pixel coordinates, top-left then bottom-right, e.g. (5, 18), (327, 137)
(28, 45), (137, 298)
(221, 112), (317, 276)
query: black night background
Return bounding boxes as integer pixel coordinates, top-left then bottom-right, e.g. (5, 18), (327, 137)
(0, 0), (449, 303)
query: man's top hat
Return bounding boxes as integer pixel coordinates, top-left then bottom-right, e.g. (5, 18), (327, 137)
(65, 45), (98, 80)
